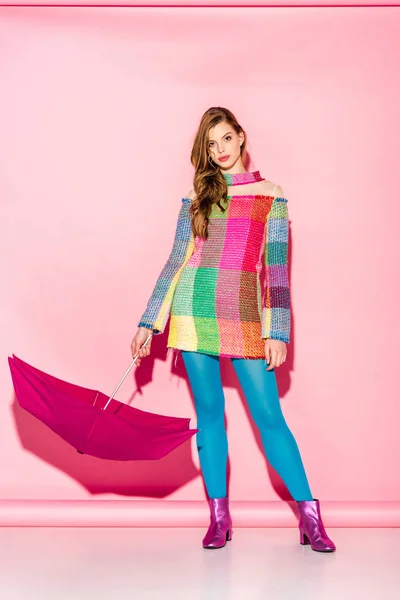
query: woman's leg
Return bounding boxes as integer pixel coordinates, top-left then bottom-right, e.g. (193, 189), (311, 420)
(181, 350), (228, 498)
(230, 357), (313, 501)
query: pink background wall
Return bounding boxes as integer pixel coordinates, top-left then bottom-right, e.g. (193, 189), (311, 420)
(1, 7), (399, 514)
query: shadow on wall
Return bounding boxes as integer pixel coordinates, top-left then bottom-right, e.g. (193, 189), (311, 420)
(11, 390), (199, 498)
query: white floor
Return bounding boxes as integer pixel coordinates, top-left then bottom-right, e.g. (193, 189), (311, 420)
(0, 528), (399, 599)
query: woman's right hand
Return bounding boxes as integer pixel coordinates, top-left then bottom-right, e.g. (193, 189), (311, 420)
(131, 327), (154, 366)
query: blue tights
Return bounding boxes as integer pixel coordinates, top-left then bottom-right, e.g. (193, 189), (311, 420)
(181, 350), (313, 501)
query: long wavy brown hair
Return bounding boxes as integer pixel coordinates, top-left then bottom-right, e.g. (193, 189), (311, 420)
(189, 107), (248, 239)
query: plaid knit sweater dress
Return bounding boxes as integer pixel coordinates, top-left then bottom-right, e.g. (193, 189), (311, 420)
(138, 170), (290, 358)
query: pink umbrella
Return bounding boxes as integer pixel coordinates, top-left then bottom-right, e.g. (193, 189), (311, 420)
(8, 335), (198, 461)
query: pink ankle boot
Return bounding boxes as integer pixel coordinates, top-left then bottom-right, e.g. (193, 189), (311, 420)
(202, 496), (233, 549)
(297, 498), (336, 552)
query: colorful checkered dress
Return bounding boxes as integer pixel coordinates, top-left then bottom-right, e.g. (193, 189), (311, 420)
(138, 170), (290, 358)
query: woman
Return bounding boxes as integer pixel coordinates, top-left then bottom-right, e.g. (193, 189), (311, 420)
(131, 107), (336, 553)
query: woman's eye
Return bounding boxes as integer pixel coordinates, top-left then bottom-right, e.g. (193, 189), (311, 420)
(209, 136), (230, 147)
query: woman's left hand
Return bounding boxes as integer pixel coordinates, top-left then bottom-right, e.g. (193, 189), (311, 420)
(264, 339), (287, 370)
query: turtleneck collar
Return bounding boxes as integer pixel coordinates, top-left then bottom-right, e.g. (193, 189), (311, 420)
(221, 169), (264, 186)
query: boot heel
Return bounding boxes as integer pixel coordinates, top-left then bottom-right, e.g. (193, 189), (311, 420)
(226, 528), (233, 542)
(300, 530), (310, 545)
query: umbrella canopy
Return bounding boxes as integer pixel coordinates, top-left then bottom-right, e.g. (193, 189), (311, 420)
(8, 346), (198, 461)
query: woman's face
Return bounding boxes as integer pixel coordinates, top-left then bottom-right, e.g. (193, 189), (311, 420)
(207, 122), (244, 169)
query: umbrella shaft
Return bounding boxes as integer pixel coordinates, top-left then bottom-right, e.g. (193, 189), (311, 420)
(103, 333), (152, 410)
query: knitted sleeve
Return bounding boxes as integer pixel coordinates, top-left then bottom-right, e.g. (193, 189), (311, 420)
(137, 197), (195, 335)
(261, 196), (291, 343)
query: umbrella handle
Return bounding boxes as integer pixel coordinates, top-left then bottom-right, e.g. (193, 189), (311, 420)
(102, 333), (153, 411)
